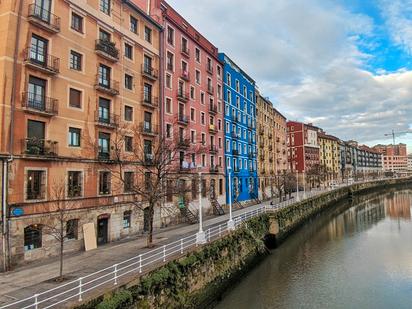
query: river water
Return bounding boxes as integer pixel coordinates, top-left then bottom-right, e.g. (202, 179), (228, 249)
(215, 188), (412, 309)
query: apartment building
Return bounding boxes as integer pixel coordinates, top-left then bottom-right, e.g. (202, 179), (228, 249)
(287, 121), (320, 174)
(0, 0), (161, 267)
(318, 132), (340, 181)
(256, 94), (288, 199)
(137, 0), (226, 213)
(373, 144), (408, 173)
(220, 53), (258, 204)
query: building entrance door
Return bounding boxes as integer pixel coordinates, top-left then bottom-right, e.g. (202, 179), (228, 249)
(97, 218), (109, 245)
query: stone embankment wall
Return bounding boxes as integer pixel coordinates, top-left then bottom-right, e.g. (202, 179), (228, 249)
(76, 178), (412, 309)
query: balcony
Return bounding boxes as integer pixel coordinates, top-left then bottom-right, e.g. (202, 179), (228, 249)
(177, 114), (189, 126)
(178, 138), (191, 149)
(260, 154), (265, 161)
(143, 153), (155, 166)
(232, 116), (238, 124)
(140, 123), (159, 137)
(177, 90), (189, 103)
(259, 128), (264, 135)
(276, 137), (280, 143)
(181, 46), (190, 58)
(207, 65), (213, 75)
(95, 112), (119, 129)
(209, 124), (217, 134)
(181, 71), (190, 82)
(27, 4), (60, 33)
(167, 63), (174, 71)
(142, 93), (159, 109)
(269, 145), (273, 151)
(95, 39), (119, 62)
(248, 152), (255, 159)
(142, 65), (158, 81)
(207, 85), (214, 95)
(231, 132), (238, 139)
(95, 75), (119, 96)
(21, 92), (58, 117)
(210, 165), (220, 174)
(233, 167), (240, 174)
(24, 47), (59, 75)
(22, 138), (58, 157)
(269, 157), (273, 163)
(259, 143), (264, 149)
(232, 149), (239, 156)
(98, 151), (111, 161)
(209, 104), (217, 115)
(268, 133), (273, 139)
(209, 145), (218, 154)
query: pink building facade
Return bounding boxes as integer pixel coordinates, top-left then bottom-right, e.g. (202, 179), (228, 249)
(136, 0), (226, 211)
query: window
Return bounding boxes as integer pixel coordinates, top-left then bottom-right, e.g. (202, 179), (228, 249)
(98, 132), (110, 159)
(166, 52), (174, 71)
(68, 127), (81, 147)
(191, 130), (195, 143)
(98, 64), (111, 88)
(30, 34), (48, 64)
(125, 136), (133, 152)
(143, 83), (152, 103)
(144, 26), (152, 43)
(98, 97), (111, 123)
(24, 225), (42, 251)
(165, 73), (172, 89)
(166, 124), (172, 138)
(190, 108), (195, 121)
(190, 86), (195, 99)
(165, 97), (172, 114)
(123, 211), (131, 228)
(167, 26), (174, 45)
(195, 70), (200, 84)
(201, 179), (207, 197)
(124, 43), (133, 59)
(181, 37), (189, 53)
(68, 171), (82, 197)
(66, 219), (78, 240)
(69, 88), (82, 108)
(71, 12), (83, 33)
(226, 73), (231, 86)
(195, 48), (200, 62)
(99, 171), (111, 195)
(200, 92), (205, 105)
(219, 179), (223, 195)
(70, 51), (82, 71)
(26, 170), (45, 200)
(201, 112), (205, 125)
(124, 172), (134, 192)
(124, 105), (133, 121)
(130, 16), (138, 34)
(124, 74), (133, 90)
(100, 0), (110, 15)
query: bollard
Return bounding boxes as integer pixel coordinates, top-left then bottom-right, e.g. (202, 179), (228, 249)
(180, 239), (184, 254)
(219, 225), (221, 237)
(139, 254), (142, 273)
(163, 245), (166, 262)
(78, 278), (83, 301)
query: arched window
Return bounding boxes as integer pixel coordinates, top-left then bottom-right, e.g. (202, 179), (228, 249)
(24, 225), (42, 251)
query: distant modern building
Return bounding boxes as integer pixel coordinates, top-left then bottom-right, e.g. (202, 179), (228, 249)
(287, 121), (320, 174)
(372, 144), (408, 173)
(219, 53), (258, 204)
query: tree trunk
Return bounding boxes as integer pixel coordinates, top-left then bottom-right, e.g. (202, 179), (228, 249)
(146, 203), (155, 248)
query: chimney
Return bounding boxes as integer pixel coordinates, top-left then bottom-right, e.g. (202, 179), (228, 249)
(147, 0), (151, 15)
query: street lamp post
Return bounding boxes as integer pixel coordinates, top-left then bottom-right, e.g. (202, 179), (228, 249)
(303, 171), (306, 199)
(196, 171), (206, 244)
(295, 170), (300, 202)
(227, 166), (235, 230)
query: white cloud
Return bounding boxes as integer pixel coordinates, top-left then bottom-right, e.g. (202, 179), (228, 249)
(168, 0), (412, 150)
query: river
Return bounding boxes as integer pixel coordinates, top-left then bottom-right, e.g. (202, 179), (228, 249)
(215, 188), (412, 309)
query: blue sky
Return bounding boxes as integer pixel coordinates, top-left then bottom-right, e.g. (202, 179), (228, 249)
(168, 0), (412, 152)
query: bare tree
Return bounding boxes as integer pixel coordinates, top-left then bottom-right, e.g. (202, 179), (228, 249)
(92, 122), (202, 247)
(30, 181), (79, 281)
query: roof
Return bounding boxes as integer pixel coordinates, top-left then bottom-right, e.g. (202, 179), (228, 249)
(218, 53), (256, 85)
(124, 0), (163, 30)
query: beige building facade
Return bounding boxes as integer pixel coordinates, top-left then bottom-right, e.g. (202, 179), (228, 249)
(256, 94), (288, 199)
(0, 0), (163, 268)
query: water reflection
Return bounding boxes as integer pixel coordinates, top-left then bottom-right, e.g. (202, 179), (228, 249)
(215, 188), (412, 309)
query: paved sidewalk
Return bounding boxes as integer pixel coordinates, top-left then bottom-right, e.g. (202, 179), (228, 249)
(0, 197), (279, 305)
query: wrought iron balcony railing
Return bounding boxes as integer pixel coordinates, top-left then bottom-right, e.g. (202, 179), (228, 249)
(142, 65), (158, 80)
(28, 4), (60, 33)
(95, 39), (119, 61)
(24, 47), (60, 74)
(22, 138), (58, 157)
(21, 92), (58, 116)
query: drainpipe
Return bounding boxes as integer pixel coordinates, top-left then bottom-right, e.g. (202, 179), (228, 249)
(147, 0), (151, 15)
(2, 0), (24, 271)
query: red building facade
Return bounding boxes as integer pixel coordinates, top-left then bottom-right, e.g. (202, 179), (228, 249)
(287, 121), (320, 173)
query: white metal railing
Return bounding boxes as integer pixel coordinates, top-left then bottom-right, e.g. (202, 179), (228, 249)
(0, 177), (399, 309)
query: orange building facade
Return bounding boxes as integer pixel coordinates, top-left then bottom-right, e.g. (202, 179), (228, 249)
(0, 0), (162, 268)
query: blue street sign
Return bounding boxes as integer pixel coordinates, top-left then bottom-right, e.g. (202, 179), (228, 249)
(11, 208), (24, 217)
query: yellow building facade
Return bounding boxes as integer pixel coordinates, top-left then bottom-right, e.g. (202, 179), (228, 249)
(318, 133), (340, 182)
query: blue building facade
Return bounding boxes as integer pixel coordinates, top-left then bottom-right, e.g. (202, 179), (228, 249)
(218, 53), (258, 204)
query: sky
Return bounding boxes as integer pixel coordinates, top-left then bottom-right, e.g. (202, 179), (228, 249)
(168, 0), (412, 152)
